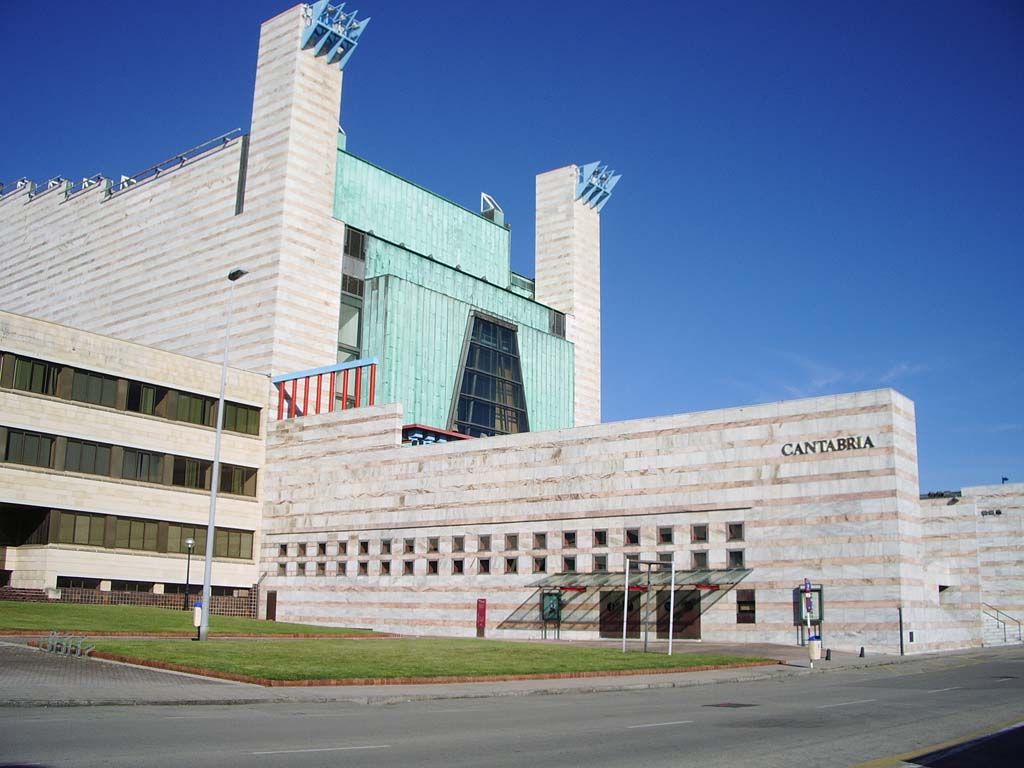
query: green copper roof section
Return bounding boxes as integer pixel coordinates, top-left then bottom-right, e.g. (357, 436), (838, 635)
(361, 238), (574, 432)
(334, 146), (511, 286)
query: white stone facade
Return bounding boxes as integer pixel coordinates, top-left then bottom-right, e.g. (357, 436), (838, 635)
(0, 311), (267, 592)
(0, 5), (343, 380)
(257, 387), (1021, 654)
(535, 166), (603, 427)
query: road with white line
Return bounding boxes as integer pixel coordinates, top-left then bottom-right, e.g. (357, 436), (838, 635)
(1, 648), (1021, 767)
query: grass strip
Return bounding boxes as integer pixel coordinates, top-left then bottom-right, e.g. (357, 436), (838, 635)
(91, 637), (775, 682)
(0, 602), (371, 636)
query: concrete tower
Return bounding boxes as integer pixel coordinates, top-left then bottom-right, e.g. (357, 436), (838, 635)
(534, 162), (619, 427)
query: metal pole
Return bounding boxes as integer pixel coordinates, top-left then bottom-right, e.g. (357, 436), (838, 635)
(621, 557), (630, 653)
(668, 557), (676, 656)
(183, 548), (191, 611)
(898, 606), (905, 656)
(643, 566), (651, 653)
(199, 269), (246, 641)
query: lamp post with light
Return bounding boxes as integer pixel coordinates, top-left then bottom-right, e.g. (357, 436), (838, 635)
(183, 537), (195, 610)
(198, 268), (248, 640)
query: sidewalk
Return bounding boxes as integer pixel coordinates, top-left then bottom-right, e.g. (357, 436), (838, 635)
(0, 637), (990, 709)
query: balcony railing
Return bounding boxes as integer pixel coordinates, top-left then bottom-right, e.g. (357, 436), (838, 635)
(272, 359), (377, 420)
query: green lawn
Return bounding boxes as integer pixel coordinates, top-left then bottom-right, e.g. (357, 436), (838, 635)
(91, 637), (772, 681)
(0, 602), (372, 636)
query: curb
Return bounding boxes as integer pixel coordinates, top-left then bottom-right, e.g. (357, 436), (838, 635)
(84, 651), (783, 687)
(8, 631), (391, 639)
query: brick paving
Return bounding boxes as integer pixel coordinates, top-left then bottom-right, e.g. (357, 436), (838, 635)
(0, 642), (275, 706)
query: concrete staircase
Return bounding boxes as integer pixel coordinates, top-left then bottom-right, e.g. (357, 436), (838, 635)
(982, 604), (1023, 646)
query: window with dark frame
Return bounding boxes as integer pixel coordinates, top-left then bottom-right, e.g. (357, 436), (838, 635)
(359, 540), (369, 555)
(563, 530), (576, 548)
(4, 353), (261, 436)
(505, 556), (518, 574)
(658, 526), (674, 544)
(381, 539), (392, 554)
(478, 557), (491, 574)
(452, 315), (530, 437)
(453, 559), (464, 575)
(563, 555), (576, 573)
(692, 551), (708, 569)
(505, 533), (518, 551)
(318, 542), (327, 557)
(71, 370), (117, 408)
(727, 550), (745, 568)
(593, 554), (607, 571)
(338, 541), (348, 556)
(12, 356), (59, 396)
(122, 448), (163, 484)
(533, 556), (546, 573)
(5, 429), (54, 468)
(381, 560), (391, 575)
(727, 522), (745, 542)
(428, 537), (439, 553)
(427, 560), (439, 575)
(736, 589), (756, 624)
(593, 530), (608, 547)
(403, 560), (414, 575)
(279, 543), (288, 557)
(533, 532), (547, 550)
(404, 538), (415, 554)
(453, 536), (464, 553)
(625, 528), (640, 546)
(64, 439), (112, 477)
(691, 524), (709, 544)
(478, 534), (491, 551)
(316, 562), (326, 576)
(358, 561), (368, 576)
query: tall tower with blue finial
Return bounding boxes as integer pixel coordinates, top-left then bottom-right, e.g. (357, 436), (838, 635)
(534, 162), (620, 427)
(243, 3), (370, 376)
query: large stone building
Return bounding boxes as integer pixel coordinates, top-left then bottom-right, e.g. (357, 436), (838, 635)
(0, 3), (1020, 653)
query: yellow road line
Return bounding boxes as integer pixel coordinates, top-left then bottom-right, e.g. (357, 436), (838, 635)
(850, 718), (1024, 768)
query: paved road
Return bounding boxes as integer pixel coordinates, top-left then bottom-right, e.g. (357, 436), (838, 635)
(1, 647), (1020, 767)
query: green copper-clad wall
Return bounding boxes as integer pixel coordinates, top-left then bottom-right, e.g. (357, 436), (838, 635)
(333, 147), (574, 433)
(334, 147), (510, 285)
(361, 239), (574, 431)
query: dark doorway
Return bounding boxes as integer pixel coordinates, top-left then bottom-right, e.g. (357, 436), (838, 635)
(266, 590), (277, 621)
(599, 590), (641, 638)
(657, 589), (701, 639)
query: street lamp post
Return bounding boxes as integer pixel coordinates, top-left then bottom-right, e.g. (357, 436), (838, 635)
(198, 268), (248, 640)
(183, 538), (195, 611)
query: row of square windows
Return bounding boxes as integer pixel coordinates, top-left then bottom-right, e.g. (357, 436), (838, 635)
(278, 524), (746, 559)
(278, 549), (747, 577)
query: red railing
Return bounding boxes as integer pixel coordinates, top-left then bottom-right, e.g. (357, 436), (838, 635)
(272, 359), (378, 420)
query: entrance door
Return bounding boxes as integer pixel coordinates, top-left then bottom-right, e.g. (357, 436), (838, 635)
(599, 590), (641, 638)
(656, 589), (701, 639)
(266, 590), (277, 621)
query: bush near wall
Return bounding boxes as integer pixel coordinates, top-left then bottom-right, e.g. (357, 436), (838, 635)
(0, 586), (258, 618)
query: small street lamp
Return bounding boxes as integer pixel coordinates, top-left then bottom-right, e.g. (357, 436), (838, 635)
(183, 538), (196, 610)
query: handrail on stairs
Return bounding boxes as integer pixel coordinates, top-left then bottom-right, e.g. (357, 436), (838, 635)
(982, 603), (1023, 642)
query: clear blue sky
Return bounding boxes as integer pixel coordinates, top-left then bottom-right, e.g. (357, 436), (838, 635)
(2, 1), (1021, 491)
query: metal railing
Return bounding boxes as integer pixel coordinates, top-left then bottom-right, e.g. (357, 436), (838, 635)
(105, 128), (242, 197)
(982, 603), (1022, 643)
(272, 358), (378, 420)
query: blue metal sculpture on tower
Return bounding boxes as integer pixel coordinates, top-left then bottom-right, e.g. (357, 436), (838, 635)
(302, 1), (370, 70)
(575, 162), (621, 212)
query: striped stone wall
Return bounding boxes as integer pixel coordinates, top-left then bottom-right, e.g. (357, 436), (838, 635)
(256, 388), (980, 653)
(0, 4), (344, 380)
(534, 166), (601, 427)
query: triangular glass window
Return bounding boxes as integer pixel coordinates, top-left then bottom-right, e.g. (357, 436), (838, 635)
(451, 315), (529, 437)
